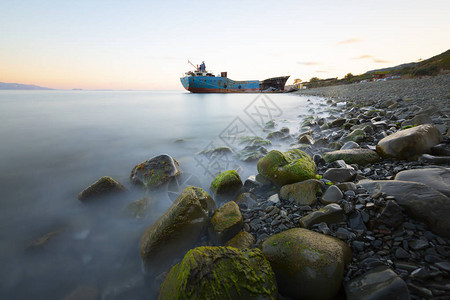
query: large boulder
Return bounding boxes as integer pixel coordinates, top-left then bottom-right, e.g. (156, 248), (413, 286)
(210, 170), (243, 199)
(299, 203), (345, 228)
(279, 179), (324, 205)
(323, 149), (379, 166)
(208, 201), (243, 245)
(257, 149), (316, 186)
(345, 266), (409, 300)
(78, 176), (126, 202)
(159, 246), (278, 300)
(261, 228), (351, 300)
(394, 167), (450, 197)
(359, 180), (450, 237)
(140, 187), (216, 273)
(376, 124), (443, 160)
(130, 154), (181, 189)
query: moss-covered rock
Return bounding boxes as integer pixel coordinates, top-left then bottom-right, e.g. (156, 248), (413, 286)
(210, 170), (243, 199)
(299, 203), (345, 228)
(140, 187), (215, 273)
(236, 145), (268, 162)
(130, 154), (181, 189)
(226, 231), (256, 249)
(322, 149), (379, 166)
(279, 179), (324, 205)
(239, 136), (272, 146)
(343, 129), (366, 143)
(257, 149), (316, 186)
(78, 176), (126, 202)
(209, 201), (243, 245)
(261, 228), (351, 300)
(376, 124), (443, 160)
(159, 246), (278, 300)
(124, 196), (154, 218)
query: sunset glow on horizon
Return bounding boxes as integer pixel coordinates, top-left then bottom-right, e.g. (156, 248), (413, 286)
(1, 0), (449, 90)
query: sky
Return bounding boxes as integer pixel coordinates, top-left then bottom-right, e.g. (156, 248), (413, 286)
(0, 0), (449, 90)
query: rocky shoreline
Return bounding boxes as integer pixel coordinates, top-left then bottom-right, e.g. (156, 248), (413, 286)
(73, 76), (450, 299)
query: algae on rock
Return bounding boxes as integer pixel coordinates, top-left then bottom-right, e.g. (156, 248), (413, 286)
(140, 187), (215, 274)
(257, 149), (316, 186)
(159, 246), (278, 300)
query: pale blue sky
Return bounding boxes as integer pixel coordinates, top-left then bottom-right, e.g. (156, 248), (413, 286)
(1, 0), (449, 89)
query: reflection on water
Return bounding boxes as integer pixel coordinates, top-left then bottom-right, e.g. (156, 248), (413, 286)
(0, 90), (326, 299)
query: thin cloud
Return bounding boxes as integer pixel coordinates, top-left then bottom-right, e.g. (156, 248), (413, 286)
(373, 58), (391, 63)
(335, 38), (362, 45)
(297, 61), (320, 66)
(352, 55), (373, 60)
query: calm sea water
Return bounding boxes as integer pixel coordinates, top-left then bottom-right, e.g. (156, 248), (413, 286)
(0, 90), (327, 299)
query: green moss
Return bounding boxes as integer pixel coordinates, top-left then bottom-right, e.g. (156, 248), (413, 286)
(210, 170), (242, 195)
(401, 125), (414, 130)
(159, 246), (278, 299)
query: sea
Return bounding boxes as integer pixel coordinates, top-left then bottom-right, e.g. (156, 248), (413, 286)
(0, 90), (328, 299)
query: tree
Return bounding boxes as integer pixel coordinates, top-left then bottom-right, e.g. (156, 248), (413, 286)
(344, 73), (354, 80)
(309, 77), (320, 82)
(293, 78), (302, 84)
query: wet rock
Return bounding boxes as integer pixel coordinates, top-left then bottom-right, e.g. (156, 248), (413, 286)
(435, 262), (450, 272)
(395, 247), (411, 259)
(321, 185), (343, 204)
(124, 196), (154, 218)
(323, 168), (357, 183)
(377, 200), (404, 228)
(394, 167), (450, 197)
(360, 180), (450, 237)
(299, 203), (345, 228)
(322, 149), (379, 166)
(210, 170), (243, 199)
(198, 146), (233, 156)
(341, 141), (360, 150)
(130, 154), (181, 189)
(266, 130), (286, 140)
(376, 124), (443, 160)
(240, 136), (272, 146)
(140, 187), (215, 273)
(330, 118), (346, 127)
(26, 229), (62, 250)
(257, 149), (316, 186)
(78, 176), (126, 202)
(298, 134), (315, 144)
(418, 153), (450, 164)
(159, 246), (278, 299)
(264, 120), (277, 129)
(343, 129), (366, 143)
(279, 179), (324, 205)
(261, 228), (351, 300)
(233, 192), (257, 210)
(209, 201), (243, 245)
(64, 286), (100, 300)
(336, 182), (357, 192)
(401, 113), (433, 128)
(348, 211), (367, 230)
(235, 145), (268, 162)
(409, 239), (428, 251)
(345, 266), (409, 300)
(431, 143), (450, 156)
(225, 231), (255, 249)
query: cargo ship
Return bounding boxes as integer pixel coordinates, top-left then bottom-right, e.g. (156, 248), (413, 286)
(180, 61), (289, 93)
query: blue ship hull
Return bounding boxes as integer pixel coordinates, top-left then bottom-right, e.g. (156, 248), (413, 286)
(180, 76), (260, 93)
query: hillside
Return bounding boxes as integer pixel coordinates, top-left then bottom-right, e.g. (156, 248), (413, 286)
(305, 49), (450, 88)
(0, 82), (54, 90)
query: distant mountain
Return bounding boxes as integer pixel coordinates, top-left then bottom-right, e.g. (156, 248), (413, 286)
(0, 82), (54, 90)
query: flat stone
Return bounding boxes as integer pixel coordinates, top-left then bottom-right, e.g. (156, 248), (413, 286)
(299, 203), (345, 228)
(409, 239), (428, 251)
(360, 180), (450, 238)
(395, 167), (450, 197)
(395, 247), (411, 259)
(345, 266), (409, 300)
(435, 262), (450, 272)
(323, 149), (379, 166)
(323, 168), (357, 183)
(341, 141), (360, 150)
(377, 200), (404, 229)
